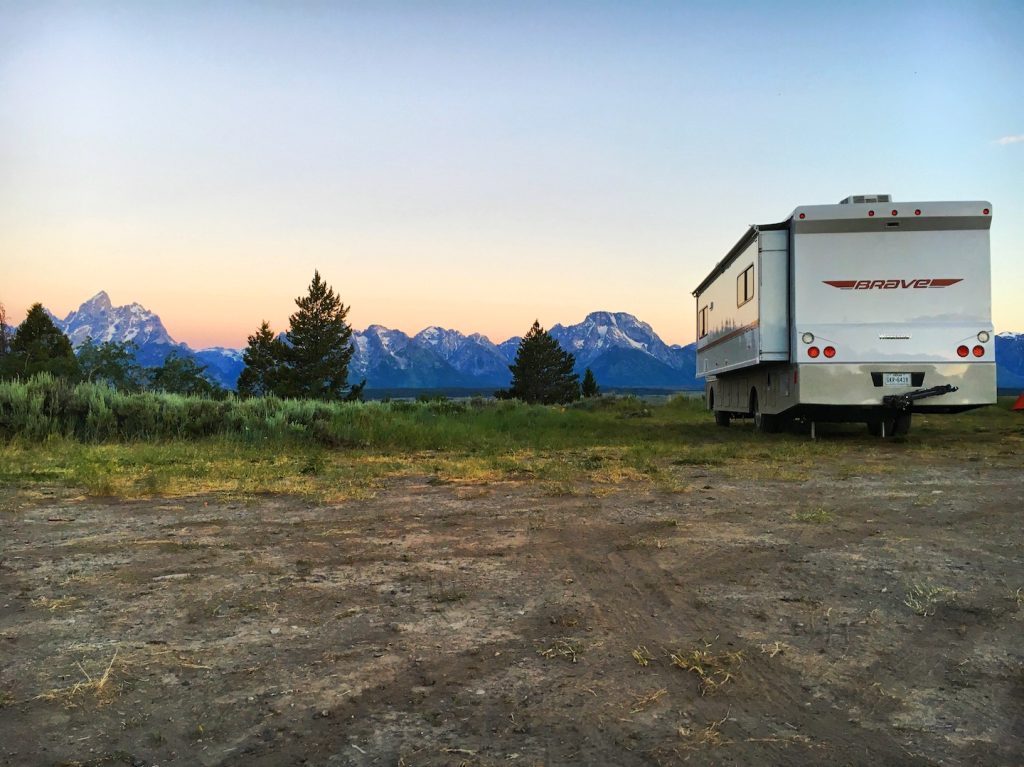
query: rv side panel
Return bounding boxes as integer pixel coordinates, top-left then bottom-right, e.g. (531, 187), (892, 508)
(695, 238), (760, 377)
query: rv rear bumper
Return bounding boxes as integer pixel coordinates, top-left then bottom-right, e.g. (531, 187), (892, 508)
(798, 362), (996, 409)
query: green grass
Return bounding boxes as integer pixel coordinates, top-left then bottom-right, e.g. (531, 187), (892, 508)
(1, 375), (1020, 502)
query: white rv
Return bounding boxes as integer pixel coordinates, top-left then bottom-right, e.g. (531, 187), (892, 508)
(693, 195), (995, 436)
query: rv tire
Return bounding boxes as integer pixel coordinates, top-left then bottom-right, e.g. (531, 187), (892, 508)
(751, 391), (780, 433)
(714, 410), (731, 427)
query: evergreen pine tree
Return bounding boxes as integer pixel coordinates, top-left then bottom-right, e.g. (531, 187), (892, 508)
(237, 321), (285, 398)
(581, 367), (600, 398)
(502, 320), (580, 404)
(282, 271), (364, 401)
(1, 303), (79, 380)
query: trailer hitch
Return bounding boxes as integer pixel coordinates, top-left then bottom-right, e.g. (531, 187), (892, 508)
(882, 384), (958, 411)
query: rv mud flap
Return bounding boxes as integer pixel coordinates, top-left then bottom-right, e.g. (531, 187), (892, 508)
(882, 384), (958, 411)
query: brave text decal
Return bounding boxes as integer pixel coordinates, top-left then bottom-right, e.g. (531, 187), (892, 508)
(823, 278), (963, 290)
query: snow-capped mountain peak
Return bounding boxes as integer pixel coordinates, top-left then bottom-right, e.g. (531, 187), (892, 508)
(58, 292), (175, 348)
(413, 326), (471, 359)
(548, 310), (679, 369)
(79, 290), (113, 314)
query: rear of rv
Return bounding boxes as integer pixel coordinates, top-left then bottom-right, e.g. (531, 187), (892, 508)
(790, 199), (995, 414)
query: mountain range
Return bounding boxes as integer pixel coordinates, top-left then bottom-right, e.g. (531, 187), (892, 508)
(42, 292), (700, 391)
(30, 292), (1024, 394)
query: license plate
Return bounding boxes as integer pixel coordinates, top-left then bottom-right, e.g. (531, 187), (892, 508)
(883, 373), (911, 387)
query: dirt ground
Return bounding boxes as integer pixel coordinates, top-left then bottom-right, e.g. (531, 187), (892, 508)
(1, 448), (1022, 766)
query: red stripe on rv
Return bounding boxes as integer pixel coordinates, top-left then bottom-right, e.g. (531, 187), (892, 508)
(823, 280), (856, 289)
(928, 278), (963, 288)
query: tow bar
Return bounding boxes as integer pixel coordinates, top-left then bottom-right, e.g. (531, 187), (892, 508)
(882, 384), (958, 411)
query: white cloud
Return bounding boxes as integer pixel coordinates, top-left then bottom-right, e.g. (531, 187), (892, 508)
(995, 135), (1024, 145)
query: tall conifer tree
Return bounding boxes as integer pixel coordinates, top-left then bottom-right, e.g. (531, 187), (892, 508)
(237, 321), (285, 398)
(502, 320), (580, 404)
(2, 303), (79, 380)
(282, 271), (364, 401)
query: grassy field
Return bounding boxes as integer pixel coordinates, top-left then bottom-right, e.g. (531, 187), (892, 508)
(1, 374), (1020, 505)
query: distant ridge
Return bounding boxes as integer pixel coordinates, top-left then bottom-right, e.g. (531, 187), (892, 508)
(31, 292), (1024, 393)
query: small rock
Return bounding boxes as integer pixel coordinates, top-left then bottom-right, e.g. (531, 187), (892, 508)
(270, 628), (281, 635)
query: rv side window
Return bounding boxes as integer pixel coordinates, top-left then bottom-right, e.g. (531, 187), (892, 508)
(737, 264), (755, 307)
(698, 306), (708, 338)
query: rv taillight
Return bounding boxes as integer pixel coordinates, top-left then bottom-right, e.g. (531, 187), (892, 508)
(868, 210), (875, 217)
(891, 209), (898, 216)
(957, 345), (969, 358)
(914, 209), (921, 216)
(799, 213), (806, 219)
(983, 208), (990, 215)
(808, 346), (820, 358)
(823, 346), (836, 358)
(972, 345), (985, 357)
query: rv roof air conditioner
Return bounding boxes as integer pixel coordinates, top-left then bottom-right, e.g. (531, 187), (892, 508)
(839, 194), (892, 204)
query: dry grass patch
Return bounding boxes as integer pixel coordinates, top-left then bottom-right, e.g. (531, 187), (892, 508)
(631, 645), (654, 666)
(35, 649), (120, 707)
(30, 595), (81, 611)
(903, 581), (956, 617)
(539, 638), (583, 663)
(679, 710), (731, 748)
(671, 641), (744, 695)
(630, 687), (668, 713)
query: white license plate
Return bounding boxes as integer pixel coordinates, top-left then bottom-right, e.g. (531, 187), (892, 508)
(883, 373), (911, 387)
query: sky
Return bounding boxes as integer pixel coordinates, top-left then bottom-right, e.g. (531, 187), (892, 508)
(1, 0), (1022, 348)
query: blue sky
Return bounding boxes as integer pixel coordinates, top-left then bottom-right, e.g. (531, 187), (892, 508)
(1, 1), (1021, 346)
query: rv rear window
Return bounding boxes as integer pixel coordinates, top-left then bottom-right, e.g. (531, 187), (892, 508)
(698, 306), (708, 338)
(737, 264), (755, 307)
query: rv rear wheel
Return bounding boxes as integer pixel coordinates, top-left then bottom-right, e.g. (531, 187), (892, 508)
(751, 391), (780, 433)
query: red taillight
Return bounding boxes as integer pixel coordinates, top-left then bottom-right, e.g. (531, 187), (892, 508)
(891, 209), (898, 216)
(808, 346), (820, 358)
(914, 209), (921, 216)
(868, 210), (875, 217)
(823, 346), (836, 358)
(799, 212), (806, 219)
(972, 345), (985, 357)
(957, 345), (969, 357)
(983, 208), (990, 215)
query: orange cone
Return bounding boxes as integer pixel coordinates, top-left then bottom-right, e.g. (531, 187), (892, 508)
(1014, 393), (1024, 412)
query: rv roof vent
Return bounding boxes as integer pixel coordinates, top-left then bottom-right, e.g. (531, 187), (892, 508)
(840, 194), (892, 204)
